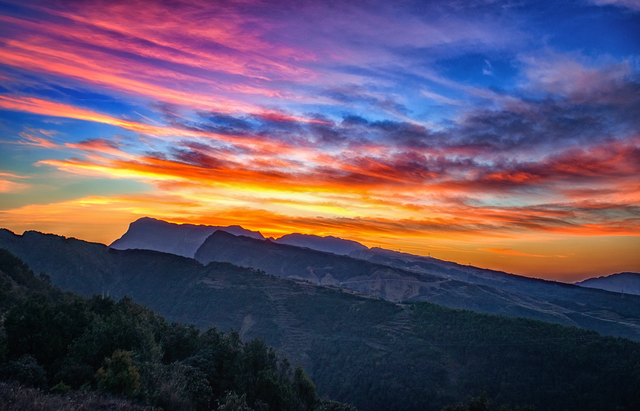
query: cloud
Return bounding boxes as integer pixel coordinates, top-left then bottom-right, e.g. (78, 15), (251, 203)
(0, 170), (30, 193)
(478, 248), (549, 257)
(16, 134), (60, 149)
(420, 90), (464, 106)
(0, 95), (316, 157)
(0, 179), (30, 193)
(520, 54), (638, 103)
(65, 138), (139, 160)
(591, 0), (640, 11)
(34, 141), (640, 239)
(482, 59), (493, 76)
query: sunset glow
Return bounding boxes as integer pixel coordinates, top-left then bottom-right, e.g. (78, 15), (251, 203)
(1, 0), (639, 281)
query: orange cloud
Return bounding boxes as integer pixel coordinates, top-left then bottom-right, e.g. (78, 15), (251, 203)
(478, 248), (549, 258)
(0, 179), (30, 193)
(0, 171), (30, 193)
(25, 135), (638, 240)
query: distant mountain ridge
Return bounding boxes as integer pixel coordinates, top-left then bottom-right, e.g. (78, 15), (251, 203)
(274, 233), (368, 255)
(110, 217), (370, 258)
(576, 272), (640, 295)
(110, 217), (265, 257)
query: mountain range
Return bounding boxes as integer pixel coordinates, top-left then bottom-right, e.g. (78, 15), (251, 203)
(109, 217), (367, 258)
(2, 227), (640, 411)
(105, 218), (640, 341)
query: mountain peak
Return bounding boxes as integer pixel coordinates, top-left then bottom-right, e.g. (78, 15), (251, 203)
(110, 217), (264, 257)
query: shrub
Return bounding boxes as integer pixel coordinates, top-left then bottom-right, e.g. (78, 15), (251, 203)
(96, 350), (140, 397)
(0, 354), (47, 389)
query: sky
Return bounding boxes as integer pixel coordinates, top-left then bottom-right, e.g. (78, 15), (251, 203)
(0, 0), (639, 282)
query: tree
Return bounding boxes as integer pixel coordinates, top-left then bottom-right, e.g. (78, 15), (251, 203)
(0, 354), (47, 389)
(292, 365), (319, 411)
(217, 392), (254, 411)
(96, 350), (140, 397)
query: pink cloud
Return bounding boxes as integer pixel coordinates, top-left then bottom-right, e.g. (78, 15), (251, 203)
(520, 53), (635, 103)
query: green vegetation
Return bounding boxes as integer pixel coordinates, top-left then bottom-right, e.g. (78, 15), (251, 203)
(0, 249), (353, 411)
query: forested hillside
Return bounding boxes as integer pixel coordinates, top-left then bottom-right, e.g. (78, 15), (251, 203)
(2, 231), (640, 410)
(0, 249), (351, 411)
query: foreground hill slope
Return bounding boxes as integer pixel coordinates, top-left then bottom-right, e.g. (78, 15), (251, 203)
(110, 217), (264, 258)
(0, 249), (348, 411)
(194, 231), (640, 340)
(2, 229), (640, 410)
(576, 272), (640, 295)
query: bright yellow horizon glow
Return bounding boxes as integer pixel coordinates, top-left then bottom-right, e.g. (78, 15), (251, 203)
(1, 194), (638, 283)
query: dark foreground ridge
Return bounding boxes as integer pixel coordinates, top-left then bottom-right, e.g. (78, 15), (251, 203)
(2, 229), (640, 410)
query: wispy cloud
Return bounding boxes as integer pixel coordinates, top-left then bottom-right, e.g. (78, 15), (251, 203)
(0, 180), (30, 193)
(478, 248), (549, 257)
(591, 0), (640, 11)
(0, 171), (30, 193)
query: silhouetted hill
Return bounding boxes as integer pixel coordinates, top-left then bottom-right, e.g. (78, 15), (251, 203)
(110, 217), (264, 257)
(2, 230), (640, 410)
(194, 230), (640, 340)
(576, 272), (640, 295)
(274, 233), (368, 255)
